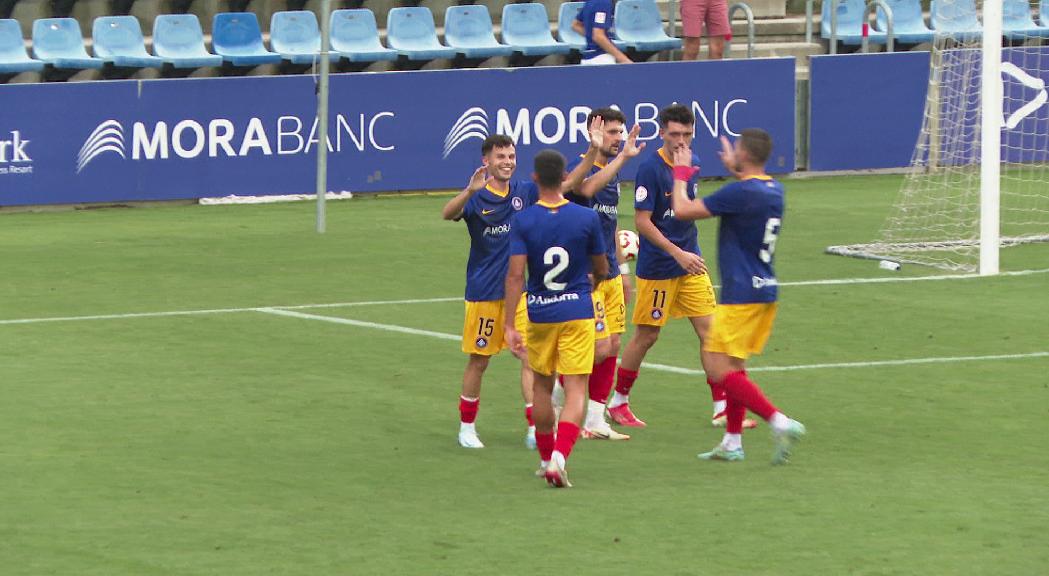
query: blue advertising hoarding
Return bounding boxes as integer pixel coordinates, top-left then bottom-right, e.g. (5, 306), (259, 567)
(0, 58), (796, 206)
(809, 51), (930, 171)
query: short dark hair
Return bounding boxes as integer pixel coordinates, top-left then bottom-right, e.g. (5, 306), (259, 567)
(658, 104), (694, 128)
(481, 134), (514, 155)
(533, 149), (566, 189)
(739, 128), (773, 165)
(588, 107), (626, 126)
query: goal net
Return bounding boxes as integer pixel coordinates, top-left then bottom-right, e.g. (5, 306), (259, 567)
(826, 0), (1049, 273)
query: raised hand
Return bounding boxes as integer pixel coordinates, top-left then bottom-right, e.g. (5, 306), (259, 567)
(466, 165), (492, 193)
(718, 135), (738, 173)
(672, 144), (693, 167)
(621, 124), (646, 159)
(588, 115), (606, 151)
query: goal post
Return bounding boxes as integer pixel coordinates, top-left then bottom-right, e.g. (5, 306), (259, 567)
(826, 0), (1049, 274)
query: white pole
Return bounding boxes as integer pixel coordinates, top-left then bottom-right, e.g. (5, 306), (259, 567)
(980, 0), (1002, 275)
(316, 0), (333, 234)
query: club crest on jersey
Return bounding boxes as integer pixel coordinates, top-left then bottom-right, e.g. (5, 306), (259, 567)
(635, 186), (648, 202)
(512, 197), (524, 210)
(651, 309), (663, 320)
(596, 321), (606, 332)
(476, 337), (488, 348)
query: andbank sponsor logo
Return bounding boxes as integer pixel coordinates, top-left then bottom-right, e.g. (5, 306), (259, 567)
(76, 113), (396, 172)
(441, 100), (750, 157)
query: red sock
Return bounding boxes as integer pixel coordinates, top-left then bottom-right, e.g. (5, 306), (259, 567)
(554, 421), (581, 460)
(459, 396), (479, 424)
(707, 377), (727, 403)
(525, 404), (534, 427)
(726, 397), (746, 434)
(722, 371), (777, 421)
(589, 356), (618, 403)
(615, 367), (639, 396)
(557, 374), (565, 386)
(536, 431), (555, 461)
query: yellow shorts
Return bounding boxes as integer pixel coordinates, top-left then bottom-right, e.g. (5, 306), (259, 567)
(706, 303), (778, 360)
(461, 296), (529, 355)
(632, 274), (717, 326)
(592, 276), (627, 338)
(527, 318), (596, 376)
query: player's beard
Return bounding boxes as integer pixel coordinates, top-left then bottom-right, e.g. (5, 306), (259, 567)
(492, 164), (515, 181)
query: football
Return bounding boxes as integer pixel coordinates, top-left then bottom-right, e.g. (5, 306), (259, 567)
(617, 229), (640, 261)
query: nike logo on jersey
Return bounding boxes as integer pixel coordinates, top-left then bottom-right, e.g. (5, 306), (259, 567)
(482, 209), (495, 215)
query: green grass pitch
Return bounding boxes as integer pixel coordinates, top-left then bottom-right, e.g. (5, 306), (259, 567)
(1, 173), (1047, 575)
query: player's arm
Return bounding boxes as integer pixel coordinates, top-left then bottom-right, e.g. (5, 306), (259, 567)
(669, 145), (713, 220)
(562, 116), (605, 194)
(503, 254), (527, 359)
(441, 166), (490, 220)
(591, 253), (609, 285)
(591, 27), (632, 64)
(634, 209), (707, 275)
(577, 124), (645, 198)
(615, 228), (634, 302)
(572, 19), (585, 35)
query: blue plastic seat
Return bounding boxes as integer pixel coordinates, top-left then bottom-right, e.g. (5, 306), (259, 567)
(31, 18), (104, 69)
(876, 0), (934, 43)
(613, 0), (682, 52)
(152, 14), (222, 68)
(931, 0), (982, 41)
(92, 15), (163, 67)
(386, 6), (456, 60)
(271, 10), (336, 64)
(821, 0), (888, 45)
(501, 2), (571, 56)
(212, 12), (282, 65)
(444, 4), (512, 58)
(329, 9), (397, 62)
(557, 1), (628, 50)
(1041, 0), (1049, 27)
(1003, 0), (1049, 38)
(0, 18), (44, 73)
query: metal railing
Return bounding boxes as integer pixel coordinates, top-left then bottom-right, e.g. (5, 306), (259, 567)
(726, 2), (755, 59)
(811, 0), (896, 55)
(861, 0), (894, 53)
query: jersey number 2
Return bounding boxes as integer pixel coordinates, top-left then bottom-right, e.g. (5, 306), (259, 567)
(543, 247), (569, 291)
(759, 218), (782, 264)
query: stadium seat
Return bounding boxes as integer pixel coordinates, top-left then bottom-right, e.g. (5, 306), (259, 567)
(385, 6), (456, 60)
(1042, 0), (1049, 27)
(821, 0), (888, 45)
(0, 18), (44, 73)
(271, 10), (336, 64)
(1003, 0), (1049, 39)
(875, 0), (934, 43)
(31, 18), (104, 69)
(930, 0), (982, 41)
(444, 4), (512, 58)
(500, 2), (571, 56)
(329, 9), (398, 62)
(92, 16), (164, 67)
(612, 0), (682, 52)
(212, 12), (282, 65)
(152, 14), (222, 68)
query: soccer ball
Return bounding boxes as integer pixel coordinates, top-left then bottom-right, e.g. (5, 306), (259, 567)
(617, 229), (640, 261)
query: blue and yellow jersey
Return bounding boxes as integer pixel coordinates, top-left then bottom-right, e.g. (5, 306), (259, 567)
(565, 155), (621, 280)
(576, 0), (614, 59)
(510, 198), (606, 323)
(633, 148), (703, 279)
(461, 179), (539, 301)
(703, 176), (785, 304)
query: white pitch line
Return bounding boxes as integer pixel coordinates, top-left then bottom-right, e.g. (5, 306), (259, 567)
(253, 308), (1049, 375)
(255, 307), (461, 341)
(2, 267), (1048, 327)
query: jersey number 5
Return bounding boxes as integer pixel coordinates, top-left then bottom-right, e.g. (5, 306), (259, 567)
(759, 218), (782, 264)
(543, 247), (570, 291)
